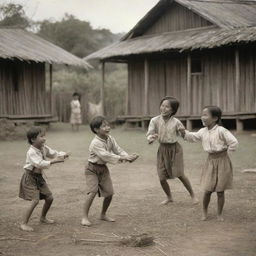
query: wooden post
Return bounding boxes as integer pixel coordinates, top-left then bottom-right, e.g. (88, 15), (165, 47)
(235, 49), (242, 131)
(236, 118), (243, 132)
(49, 64), (53, 115)
(144, 58), (149, 115)
(126, 63), (129, 115)
(187, 54), (191, 129)
(101, 61), (105, 115)
(235, 49), (240, 113)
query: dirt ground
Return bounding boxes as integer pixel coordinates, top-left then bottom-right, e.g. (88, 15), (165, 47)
(0, 123), (256, 256)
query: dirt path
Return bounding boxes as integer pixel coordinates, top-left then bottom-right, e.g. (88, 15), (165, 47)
(0, 124), (255, 256)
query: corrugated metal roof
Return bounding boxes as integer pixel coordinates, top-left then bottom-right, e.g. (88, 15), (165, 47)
(85, 26), (256, 61)
(0, 29), (91, 68)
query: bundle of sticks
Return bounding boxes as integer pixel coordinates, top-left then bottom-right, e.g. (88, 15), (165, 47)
(73, 233), (154, 247)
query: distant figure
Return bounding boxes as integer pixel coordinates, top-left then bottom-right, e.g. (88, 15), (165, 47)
(70, 92), (82, 131)
(180, 106), (238, 221)
(19, 126), (69, 232)
(146, 96), (198, 205)
(87, 101), (103, 122)
(81, 116), (139, 227)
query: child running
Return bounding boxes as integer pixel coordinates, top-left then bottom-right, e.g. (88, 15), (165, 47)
(19, 126), (69, 231)
(82, 116), (139, 226)
(180, 106), (238, 221)
(146, 96), (198, 205)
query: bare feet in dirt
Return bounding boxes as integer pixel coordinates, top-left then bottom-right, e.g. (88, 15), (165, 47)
(217, 215), (224, 222)
(191, 196), (199, 205)
(81, 218), (92, 226)
(201, 212), (208, 221)
(160, 197), (173, 205)
(100, 214), (115, 222)
(40, 217), (55, 224)
(20, 224), (34, 232)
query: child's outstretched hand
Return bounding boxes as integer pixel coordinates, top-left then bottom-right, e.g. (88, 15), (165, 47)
(127, 153), (139, 162)
(51, 155), (65, 164)
(148, 134), (158, 144)
(64, 152), (71, 159)
(120, 154), (139, 163)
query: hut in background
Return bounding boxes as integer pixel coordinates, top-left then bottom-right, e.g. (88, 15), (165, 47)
(86, 0), (256, 131)
(0, 28), (90, 124)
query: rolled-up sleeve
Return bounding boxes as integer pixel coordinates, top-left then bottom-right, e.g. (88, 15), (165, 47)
(222, 129), (238, 152)
(184, 129), (203, 142)
(92, 143), (121, 165)
(146, 118), (157, 142)
(45, 145), (66, 159)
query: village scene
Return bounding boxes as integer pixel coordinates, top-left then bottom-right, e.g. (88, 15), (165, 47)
(0, 0), (256, 255)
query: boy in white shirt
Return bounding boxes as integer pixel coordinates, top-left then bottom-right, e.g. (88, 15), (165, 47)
(19, 126), (69, 231)
(82, 116), (138, 226)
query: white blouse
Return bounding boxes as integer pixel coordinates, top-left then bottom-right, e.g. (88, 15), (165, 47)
(184, 125), (238, 153)
(24, 145), (66, 171)
(88, 135), (128, 165)
(146, 115), (185, 143)
(70, 99), (81, 114)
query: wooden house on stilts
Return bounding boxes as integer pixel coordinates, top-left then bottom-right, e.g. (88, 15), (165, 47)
(86, 0), (256, 131)
(0, 28), (90, 124)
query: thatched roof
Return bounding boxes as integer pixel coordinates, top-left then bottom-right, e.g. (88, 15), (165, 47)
(86, 26), (256, 61)
(0, 29), (91, 68)
(123, 0), (256, 40)
(86, 0), (256, 61)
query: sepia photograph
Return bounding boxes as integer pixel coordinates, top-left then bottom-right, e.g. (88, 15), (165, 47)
(0, 0), (255, 255)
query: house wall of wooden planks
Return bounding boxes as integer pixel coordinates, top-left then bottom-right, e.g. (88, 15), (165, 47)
(127, 46), (256, 118)
(0, 59), (50, 118)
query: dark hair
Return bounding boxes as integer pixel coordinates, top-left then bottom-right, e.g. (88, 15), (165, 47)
(27, 126), (44, 144)
(90, 116), (106, 134)
(72, 92), (80, 98)
(160, 96), (180, 116)
(204, 106), (222, 124)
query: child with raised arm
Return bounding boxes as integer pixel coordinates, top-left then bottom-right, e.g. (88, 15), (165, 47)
(19, 126), (69, 231)
(82, 116), (138, 227)
(180, 106), (238, 221)
(147, 96), (198, 205)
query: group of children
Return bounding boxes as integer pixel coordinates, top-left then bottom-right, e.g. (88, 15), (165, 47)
(19, 96), (238, 231)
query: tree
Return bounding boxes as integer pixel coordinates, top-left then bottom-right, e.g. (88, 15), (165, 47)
(0, 3), (30, 28)
(38, 14), (121, 58)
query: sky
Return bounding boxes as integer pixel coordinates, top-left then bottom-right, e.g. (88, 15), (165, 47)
(1, 0), (160, 33)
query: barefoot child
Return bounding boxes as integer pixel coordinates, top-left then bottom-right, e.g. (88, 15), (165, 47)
(19, 126), (69, 231)
(146, 96), (198, 205)
(180, 106), (238, 221)
(82, 116), (138, 226)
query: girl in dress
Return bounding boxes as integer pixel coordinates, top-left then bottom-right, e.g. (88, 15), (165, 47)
(180, 106), (238, 221)
(70, 92), (82, 131)
(147, 96), (198, 205)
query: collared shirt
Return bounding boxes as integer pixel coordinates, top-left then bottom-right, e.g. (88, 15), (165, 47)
(88, 135), (128, 165)
(146, 115), (185, 143)
(23, 145), (66, 172)
(184, 125), (238, 153)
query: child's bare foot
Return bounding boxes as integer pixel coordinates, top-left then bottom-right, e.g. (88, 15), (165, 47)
(160, 197), (173, 205)
(40, 217), (55, 224)
(217, 215), (224, 222)
(81, 218), (92, 226)
(191, 196), (199, 205)
(20, 224), (34, 232)
(100, 214), (115, 222)
(201, 212), (208, 221)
